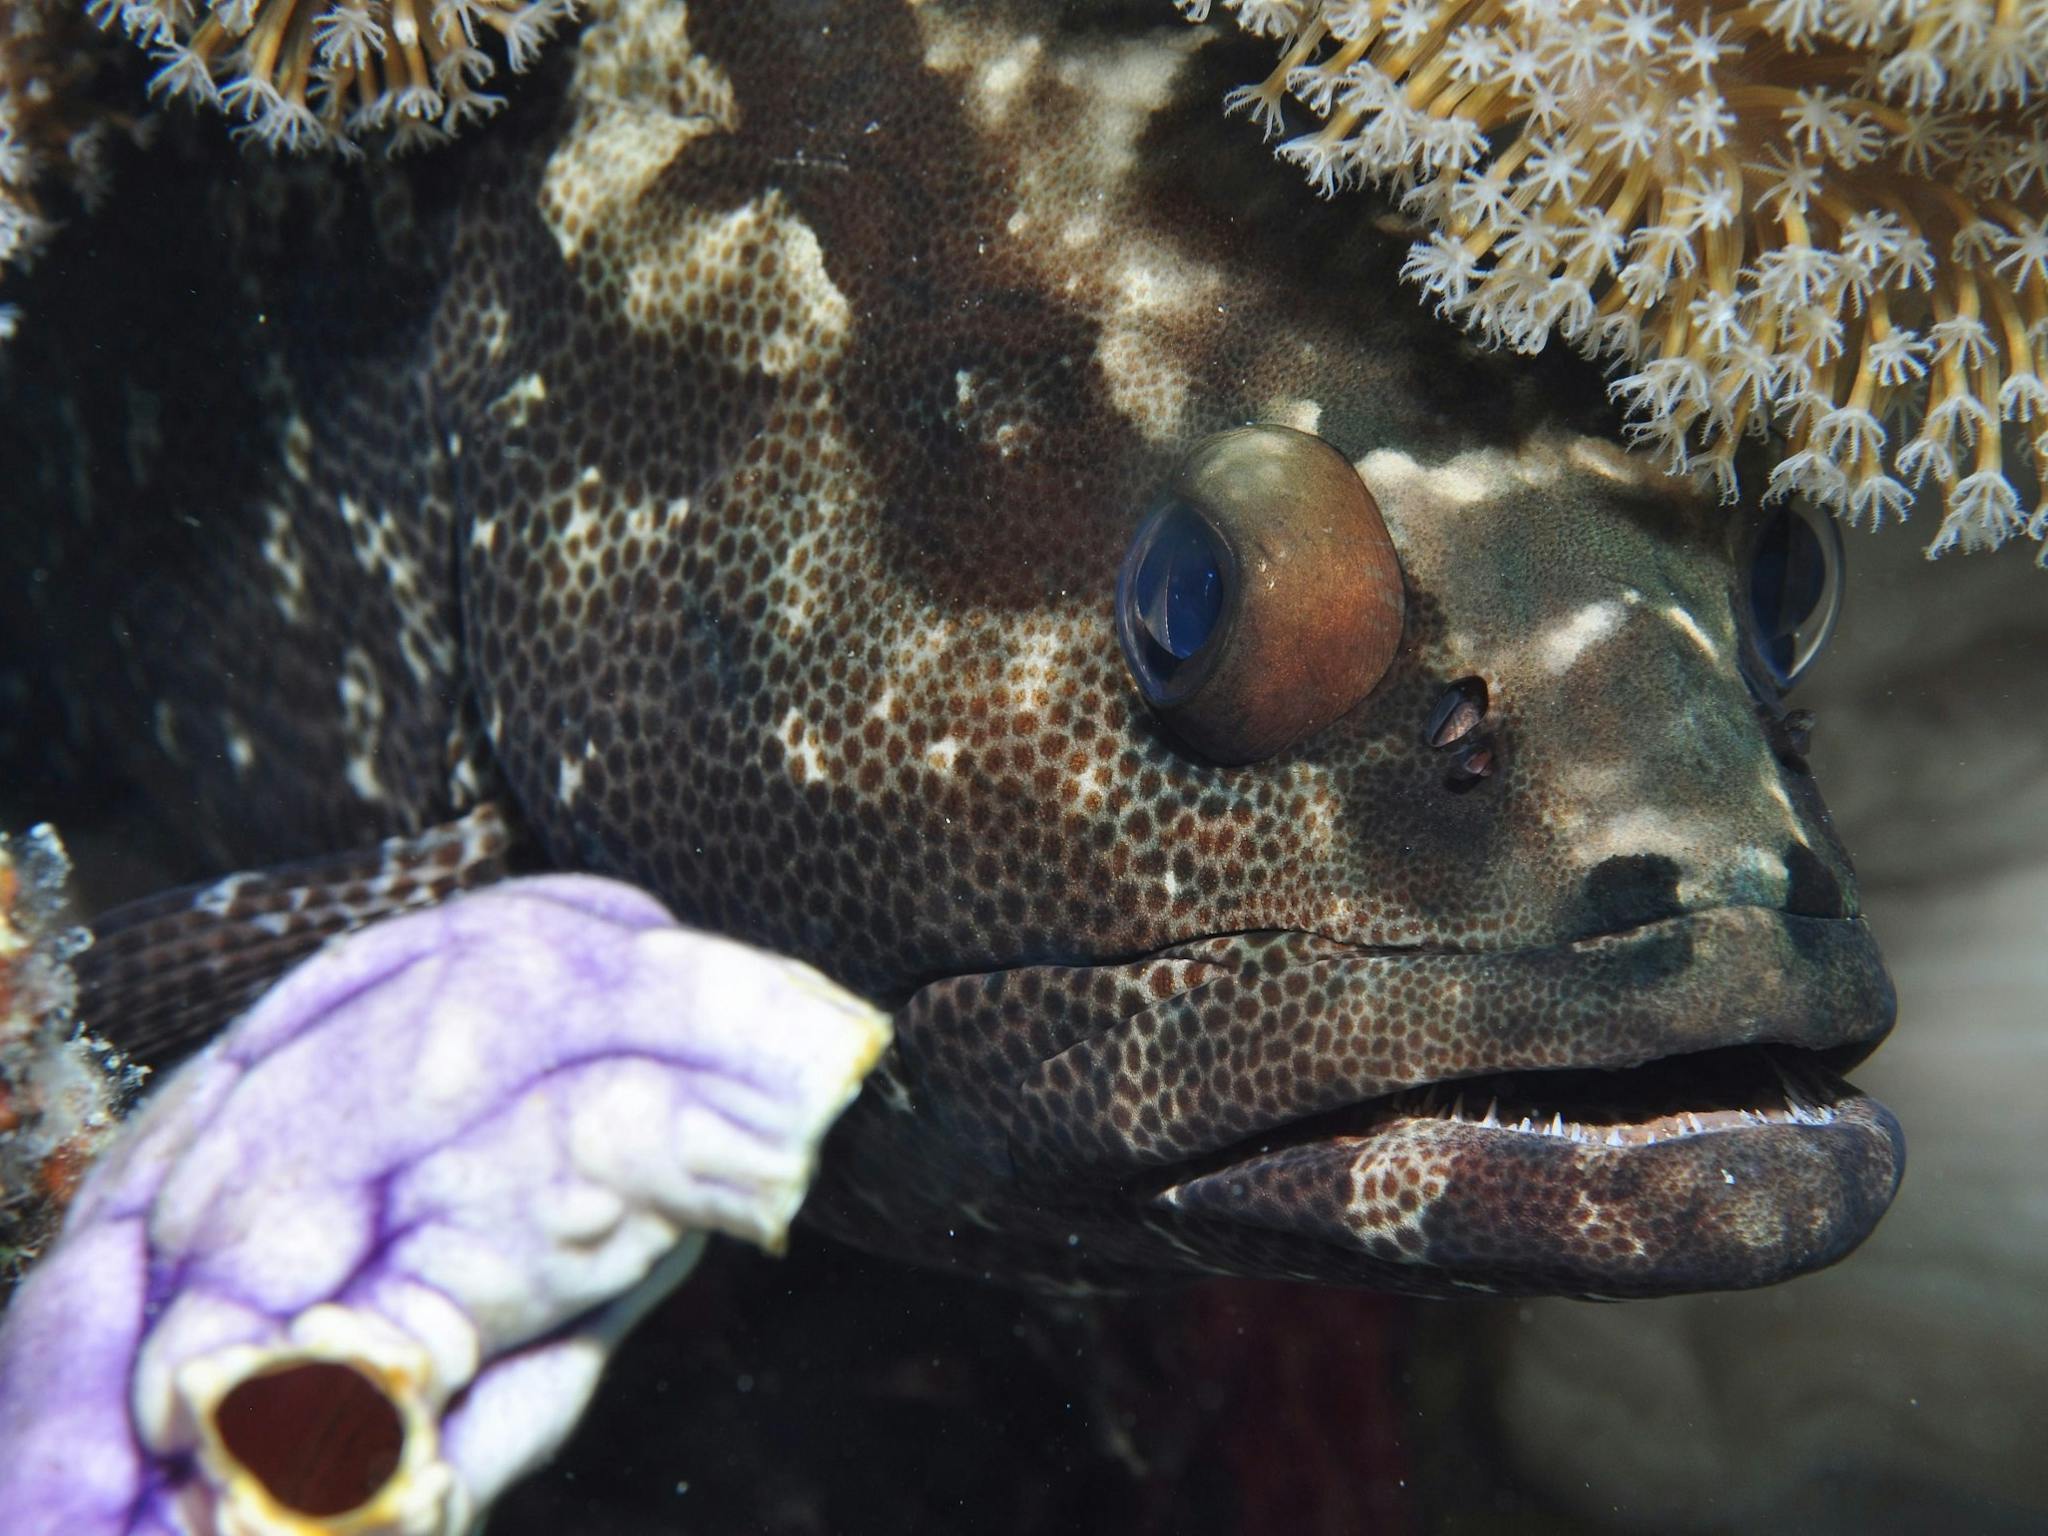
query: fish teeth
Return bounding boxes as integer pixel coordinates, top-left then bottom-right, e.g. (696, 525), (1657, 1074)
(1480, 1097), (1500, 1128)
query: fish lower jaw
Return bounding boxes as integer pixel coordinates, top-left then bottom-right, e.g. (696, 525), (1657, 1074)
(1148, 1044), (1902, 1298)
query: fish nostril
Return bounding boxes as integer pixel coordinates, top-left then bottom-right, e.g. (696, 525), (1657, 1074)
(1783, 842), (1847, 918)
(1578, 854), (1685, 934)
(1758, 702), (1816, 775)
(1424, 676), (1488, 750)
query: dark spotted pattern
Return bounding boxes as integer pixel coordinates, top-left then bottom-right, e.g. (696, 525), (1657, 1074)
(0, 0), (1902, 1297)
(0, 166), (483, 868)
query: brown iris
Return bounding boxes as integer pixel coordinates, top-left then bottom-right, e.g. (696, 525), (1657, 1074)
(1116, 424), (1405, 764)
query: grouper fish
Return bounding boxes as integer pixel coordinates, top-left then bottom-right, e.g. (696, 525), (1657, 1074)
(0, 0), (1901, 1299)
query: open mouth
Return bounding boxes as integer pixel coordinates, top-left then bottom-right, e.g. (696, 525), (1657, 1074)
(1157, 1040), (1865, 1186)
(895, 904), (1905, 1296)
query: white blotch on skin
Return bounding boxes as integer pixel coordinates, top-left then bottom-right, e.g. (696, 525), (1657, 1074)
(1061, 212), (1104, 248)
(1003, 628), (1064, 700)
(478, 300), (512, 362)
(1357, 438), (1577, 515)
(1093, 237), (1218, 439)
(895, 617), (955, 672)
(1576, 808), (1779, 908)
(195, 872), (258, 919)
(537, 2), (737, 265)
(489, 372), (549, 430)
(153, 701), (182, 761)
(1356, 446), (1496, 510)
(1269, 398), (1323, 434)
(1575, 808), (1693, 869)
(974, 34), (1043, 120)
(339, 646), (390, 804)
(1114, 253), (1198, 312)
(1538, 600), (1625, 674)
(1736, 845), (1792, 900)
(1761, 769), (1802, 828)
(1663, 604), (1721, 660)
(1567, 436), (1675, 490)
(780, 708), (831, 784)
(563, 504), (603, 547)
(622, 193), (852, 372)
(1295, 793), (1338, 855)
(281, 414), (313, 485)
(557, 753), (586, 805)
(222, 716), (256, 777)
(926, 737), (961, 773)
(261, 502), (309, 625)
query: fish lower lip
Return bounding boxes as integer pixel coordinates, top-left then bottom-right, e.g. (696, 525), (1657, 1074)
(1147, 1045), (1903, 1298)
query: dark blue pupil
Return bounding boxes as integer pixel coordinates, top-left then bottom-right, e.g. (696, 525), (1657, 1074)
(1749, 508), (1826, 685)
(1119, 501), (1227, 697)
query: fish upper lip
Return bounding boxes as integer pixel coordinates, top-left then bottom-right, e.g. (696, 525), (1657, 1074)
(1003, 903), (1894, 1173)
(1290, 898), (1860, 963)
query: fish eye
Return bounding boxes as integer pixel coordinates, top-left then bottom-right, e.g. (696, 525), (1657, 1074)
(1743, 500), (1843, 692)
(1119, 499), (1234, 702)
(1115, 424), (1406, 764)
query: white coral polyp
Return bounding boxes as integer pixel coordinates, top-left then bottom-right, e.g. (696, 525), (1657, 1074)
(1195, 0), (2048, 566)
(94, 0), (578, 154)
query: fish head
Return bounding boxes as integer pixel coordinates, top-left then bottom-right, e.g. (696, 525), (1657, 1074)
(465, 3), (1901, 1296)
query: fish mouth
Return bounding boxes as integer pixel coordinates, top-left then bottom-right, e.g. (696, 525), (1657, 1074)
(898, 903), (1902, 1297)
(1147, 1040), (1902, 1298)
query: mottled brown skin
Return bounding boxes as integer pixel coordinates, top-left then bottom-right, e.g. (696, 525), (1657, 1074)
(0, 1), (1900, 1298)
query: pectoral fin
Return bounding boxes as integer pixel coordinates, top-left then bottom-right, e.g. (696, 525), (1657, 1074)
(76, 805), (515, 1070)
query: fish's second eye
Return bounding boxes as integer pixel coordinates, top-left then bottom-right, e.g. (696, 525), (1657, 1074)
(1118, 500), (1233, 703)
(1744, 501), (1843, 691)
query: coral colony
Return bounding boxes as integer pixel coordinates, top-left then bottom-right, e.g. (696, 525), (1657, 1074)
(89, 0), (578, 152)
(0, 1), (122, 331)
(1188, 0), (2048, 563)
(0, 827), (130, 1286)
